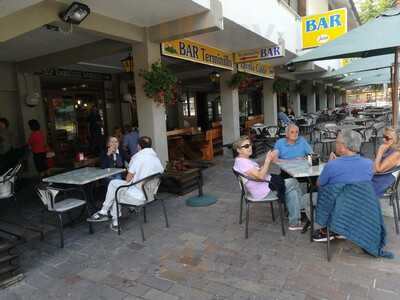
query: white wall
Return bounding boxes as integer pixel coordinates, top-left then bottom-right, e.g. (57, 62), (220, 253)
(306, 0), (329, 15)
(220, 0), (301, 53)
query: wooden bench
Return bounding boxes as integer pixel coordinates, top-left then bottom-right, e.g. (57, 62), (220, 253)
(244, 115), (264, 135)
(201, 124), (223, 161)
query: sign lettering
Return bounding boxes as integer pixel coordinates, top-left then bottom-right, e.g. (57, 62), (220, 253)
(302, 8), (347, 49)
(237, 62), (274, 79)
(162, 39), (233, 70)
(234, 45), (285, 63)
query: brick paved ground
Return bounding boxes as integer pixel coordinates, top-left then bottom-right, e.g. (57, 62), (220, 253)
(1, 152), (400, 300)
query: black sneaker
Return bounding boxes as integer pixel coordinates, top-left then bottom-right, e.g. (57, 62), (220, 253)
(312, 229), (334, 242)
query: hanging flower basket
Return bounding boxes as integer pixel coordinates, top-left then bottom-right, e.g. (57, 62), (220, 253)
(139, 61), (177, 106)
(228, 73), (249, 90)
(273, 78), (290, 94)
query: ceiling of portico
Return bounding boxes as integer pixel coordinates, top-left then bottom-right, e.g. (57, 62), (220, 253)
(192, 18), (276, 53)
(0, 26), (107, 62)
(0, 0), (210, 27)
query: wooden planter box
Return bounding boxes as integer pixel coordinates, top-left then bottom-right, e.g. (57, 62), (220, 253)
(159, 167), (201, 195)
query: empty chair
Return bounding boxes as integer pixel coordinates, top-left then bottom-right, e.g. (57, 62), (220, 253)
(115, 173), (169, 241)
(36, 184), (93, 248)
(0, 164), (22, 238)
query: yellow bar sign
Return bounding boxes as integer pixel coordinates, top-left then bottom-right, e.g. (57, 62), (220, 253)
(161, 39), (233, 70)
(302, 8), (347, 49)
(237, 62), (274, 79)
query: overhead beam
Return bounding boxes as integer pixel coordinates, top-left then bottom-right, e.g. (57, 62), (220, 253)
(0, 0), (59, 42)
(0, 0), (144, 43)
(149, 0), (223, 42)
(17, 39), (129, 73)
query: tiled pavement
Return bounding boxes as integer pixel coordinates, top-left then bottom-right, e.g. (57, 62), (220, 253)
(1, 154), (400, 300)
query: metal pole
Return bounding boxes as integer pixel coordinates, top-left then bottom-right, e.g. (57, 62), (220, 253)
(393, 48), (399, 128)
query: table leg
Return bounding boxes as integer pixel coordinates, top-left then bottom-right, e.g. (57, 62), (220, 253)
(198, 170), (203, 197)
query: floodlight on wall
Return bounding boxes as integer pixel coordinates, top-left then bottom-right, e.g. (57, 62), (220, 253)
(121, 53), (134, 73)
(59, 2), (90, 25)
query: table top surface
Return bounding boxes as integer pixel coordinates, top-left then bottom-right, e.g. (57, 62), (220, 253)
(276, 160), (325, 178)
(359, 111), (387, 115)
(43, 167), (125, 185)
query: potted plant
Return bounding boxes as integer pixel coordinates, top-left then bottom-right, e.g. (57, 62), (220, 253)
(228, 72), (249, 90)
(140, 61), (178, 106)
(273, 78), (290, 94)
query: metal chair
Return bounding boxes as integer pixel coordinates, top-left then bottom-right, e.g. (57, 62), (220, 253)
(0, 164), (22, 238)
(36, 184), (93, 248)
(378, 167), (400, 235)
(232, 169), (285, 238)
(115, 173), (169, 241)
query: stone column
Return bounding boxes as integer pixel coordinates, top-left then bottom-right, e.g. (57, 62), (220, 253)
(336, 92), (343, 105)
(16, 72), (47, 175)
(220, 69), (240, 145)
(306, 81), (316, 113)
(263, 79), (278, 125)
(289, 82), (301, 116)
(133, 29), (168, 165)
(328, 92), (335, 109)
(319, 84), (327, 109)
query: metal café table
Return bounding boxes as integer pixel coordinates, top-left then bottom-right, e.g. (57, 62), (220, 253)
(275, 159), (325, 241)
(337, 124), (366, 131)
(43, 167), (125, 212)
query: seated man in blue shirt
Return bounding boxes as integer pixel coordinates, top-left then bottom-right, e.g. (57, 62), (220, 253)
(278, 106), (292, 126)
(308, 129), (374, 241)
(273, 124), (312, 160)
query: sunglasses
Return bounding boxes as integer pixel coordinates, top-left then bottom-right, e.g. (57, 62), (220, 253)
(383, 135), (393, 141)
(240, 143), (252, 149)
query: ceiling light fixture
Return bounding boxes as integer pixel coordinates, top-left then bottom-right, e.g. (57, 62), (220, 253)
(59, 2), (91, 25)
(209, 71), (220, 83)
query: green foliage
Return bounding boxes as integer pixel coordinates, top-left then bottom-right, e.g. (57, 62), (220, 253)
(273, 79), (290, 94)
(139, 61), (177, 105)
(359, 0), (396, 23)
(228, 72), (248, 88)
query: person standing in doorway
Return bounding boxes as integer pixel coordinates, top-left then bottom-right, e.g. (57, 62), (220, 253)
(27, 119), (48, 177)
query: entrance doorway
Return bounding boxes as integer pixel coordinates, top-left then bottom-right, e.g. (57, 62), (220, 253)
(42, 80), (106, 167)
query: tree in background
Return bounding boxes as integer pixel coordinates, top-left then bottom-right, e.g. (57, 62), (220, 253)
(359, 0), (396, 23)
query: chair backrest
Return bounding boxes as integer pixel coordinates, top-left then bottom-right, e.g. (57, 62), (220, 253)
(266, 126), (279, 138)
(36, 185), (60, 211)
(0, 163), (21, 199)
(232, 168), (248, 197)
(141, 173), (162, 203)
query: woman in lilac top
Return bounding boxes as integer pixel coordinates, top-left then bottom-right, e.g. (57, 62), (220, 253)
(233, 137), (305, 231)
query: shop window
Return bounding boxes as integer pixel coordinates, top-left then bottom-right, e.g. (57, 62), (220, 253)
(182, 94), (196, 117)
(366, 93), (372, 101)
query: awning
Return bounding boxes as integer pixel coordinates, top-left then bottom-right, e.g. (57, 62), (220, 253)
(322, 54), (394, 78)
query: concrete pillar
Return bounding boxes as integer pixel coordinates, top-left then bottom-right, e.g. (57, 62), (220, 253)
(220, 69), (240, 145)
(335, 92), (342, 106)
(133, 30), (168, 165)
(328, 93), (335, 109)
(0, 63), (23, 146)
(289, 82), (301, 116)
(263, 79), (278, 125)
(307, 82), (316, 113)
(319, 85), (327, 110)
(16, 72), (47, 175)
